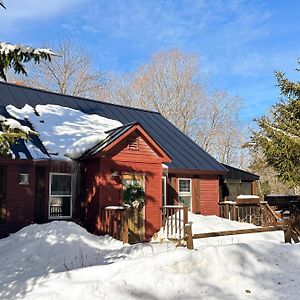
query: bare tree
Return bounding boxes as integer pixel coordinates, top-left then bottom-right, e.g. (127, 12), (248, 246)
(17, 39), (105, 98)
(194, 91), (247, 166)
(104, 49), (247, 167)
(105, 49), (205, 134)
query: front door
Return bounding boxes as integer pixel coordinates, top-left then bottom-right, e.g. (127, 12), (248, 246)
(35, 166), (47, 223)
(122, 173), (145, 243)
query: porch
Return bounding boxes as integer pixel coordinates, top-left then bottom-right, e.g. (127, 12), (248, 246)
(101, 205), (189, 243)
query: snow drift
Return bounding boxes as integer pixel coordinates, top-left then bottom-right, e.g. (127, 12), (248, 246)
(0, 216), (299, 299)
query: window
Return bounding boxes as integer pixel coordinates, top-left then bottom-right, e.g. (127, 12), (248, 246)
(49, 173), (72, 218)
(178, 178), (192, 210)
(19, 174), (29, 185)
(162, 176), (167, 206)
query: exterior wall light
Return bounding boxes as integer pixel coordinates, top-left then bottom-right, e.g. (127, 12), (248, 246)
(111, 170), (120, 179)
(19, 173), (29, 185)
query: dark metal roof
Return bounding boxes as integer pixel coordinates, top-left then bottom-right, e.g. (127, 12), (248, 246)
(223, 164), (259, 181)
(81, 122), (136, 158)
(0, 82), (227, 173)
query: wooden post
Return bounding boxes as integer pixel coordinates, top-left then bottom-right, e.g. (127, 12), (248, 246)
(224, 203), (229, 219)
(232, 204), (236, 221)
(184, 223), (194, 250)
(109, 210), (114, 237)
(171, 207), (174, 236)
(284, 221), (292, 243)
(122, 207), (129, 243)
(183, 205), (188, 225)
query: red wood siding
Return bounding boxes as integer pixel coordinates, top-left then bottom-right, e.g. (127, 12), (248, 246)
(0, 160), (35, 227)
(104, 131), (163, 163)
(6, 163), (35, 224)
(168, 173), (220, 216)
(84, 158), (102, 233)
(0, 159), (78, 238)
(199, 178), (220, 216)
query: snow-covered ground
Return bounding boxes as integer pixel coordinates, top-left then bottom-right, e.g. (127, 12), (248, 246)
(0, 215), (299, 300)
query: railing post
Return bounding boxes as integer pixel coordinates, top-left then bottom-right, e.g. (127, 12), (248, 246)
(284, 221), (292, 243)
(224, 203), (229, 219)
(183, 205), (188, 225)
(184, 223), (194, 250)
(122, 207), (129, 243)
(232, 203), (236, 221)
(109, 210), (114, 237)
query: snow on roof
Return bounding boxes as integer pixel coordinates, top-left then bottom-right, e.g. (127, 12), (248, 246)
(6, 104), (123, 160)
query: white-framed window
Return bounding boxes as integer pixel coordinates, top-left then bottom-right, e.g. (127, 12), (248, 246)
(178, 178), (192, 210)
(49, 173), (72, 219)
(162, 176), (167, 206)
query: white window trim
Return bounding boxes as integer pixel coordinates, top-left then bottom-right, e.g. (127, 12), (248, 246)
(178, 178), (192, 211)
(49, 172), (73, 219)
(162, 176), (167, 206)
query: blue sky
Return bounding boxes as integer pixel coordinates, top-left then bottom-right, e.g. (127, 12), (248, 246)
(1, 0), (299, 125)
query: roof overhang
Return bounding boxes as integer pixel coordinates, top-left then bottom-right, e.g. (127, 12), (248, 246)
(168, 168), (228, 176)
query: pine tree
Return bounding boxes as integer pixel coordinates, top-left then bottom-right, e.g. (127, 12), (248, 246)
(0, 115), (38, 157)
(0, 118), (30, 157)
(0, 42), (55, 81)
(250, 61), (300, 189)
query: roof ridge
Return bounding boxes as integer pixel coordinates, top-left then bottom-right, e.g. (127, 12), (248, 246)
(222, 163), (259, 177)
(104, 121), (137, 134)
(0, 81), (161, 115)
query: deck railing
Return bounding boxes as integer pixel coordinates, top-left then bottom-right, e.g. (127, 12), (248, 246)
(161, 205), (189, 241)
(219, 200), (282, 226)
(101, 206), (129, 243)
(290, 201), (300, 235)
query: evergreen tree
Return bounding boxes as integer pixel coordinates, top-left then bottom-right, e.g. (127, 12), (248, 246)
(0, 42), (54, 81)
(250, 61), (300, 189)
(0, 118), (31, 157)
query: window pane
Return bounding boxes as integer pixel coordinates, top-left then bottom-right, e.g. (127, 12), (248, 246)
(50, 196), (71, 217)
(179, 195), (191, 208)
(51, 175), (72, 195)
(179, 179), (191, 192)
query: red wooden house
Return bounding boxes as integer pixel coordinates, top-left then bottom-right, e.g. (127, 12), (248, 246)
(0, 82), (230, 240)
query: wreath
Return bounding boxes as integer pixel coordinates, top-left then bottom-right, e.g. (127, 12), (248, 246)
(123, 180), (145, 208)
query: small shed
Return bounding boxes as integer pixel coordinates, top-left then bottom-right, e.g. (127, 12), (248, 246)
(222, 164), (259, 202)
